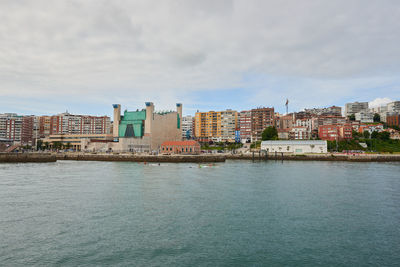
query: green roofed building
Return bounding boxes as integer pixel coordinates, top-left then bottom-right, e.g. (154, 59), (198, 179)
(99, 102), (183, 153)
(118, 109), (146, 137)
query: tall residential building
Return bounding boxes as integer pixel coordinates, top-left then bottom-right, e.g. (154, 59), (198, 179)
(251, 107), (274, 141)
(38, 113), (111, 137)
(195, 110), (238, 142)
(181, 115), (194, 140)
(387, 114), (400, 128)
(239, 110), (252, 143)
(0, 113), (22, 144)
(387, 101), (400, 113)
(345, 102), (368, 117)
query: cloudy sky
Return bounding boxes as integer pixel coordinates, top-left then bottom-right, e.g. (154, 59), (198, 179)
(1, 0), (399, 117)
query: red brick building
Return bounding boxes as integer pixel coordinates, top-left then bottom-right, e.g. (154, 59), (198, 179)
(251, 107), (275, 141)
(161, 140), (201, 154)
(318, 124), (352, 141)
(387, 114), (400, 127)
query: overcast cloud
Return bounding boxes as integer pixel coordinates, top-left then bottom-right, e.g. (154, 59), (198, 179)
(1, 0), (399, 116)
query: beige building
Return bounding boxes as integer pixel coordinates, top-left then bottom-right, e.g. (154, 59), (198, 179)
(85, 102), (182, 152)
(43, 134), (113, 150)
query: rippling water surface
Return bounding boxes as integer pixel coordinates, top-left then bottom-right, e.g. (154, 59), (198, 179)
(1, 160), (400, 266)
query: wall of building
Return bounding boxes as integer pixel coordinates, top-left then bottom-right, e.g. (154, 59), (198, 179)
(261, 140), (327, 154)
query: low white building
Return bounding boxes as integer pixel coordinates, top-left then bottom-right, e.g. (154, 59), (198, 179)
(261, 140), (327, 154)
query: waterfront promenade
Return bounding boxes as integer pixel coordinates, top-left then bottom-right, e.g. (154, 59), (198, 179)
(1, 152), (400, 163)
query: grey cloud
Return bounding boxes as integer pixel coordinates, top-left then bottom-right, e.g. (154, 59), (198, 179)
(0, 0), (400, 112)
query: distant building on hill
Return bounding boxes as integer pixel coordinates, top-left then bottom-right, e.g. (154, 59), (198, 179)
(345, 102), (368, 117)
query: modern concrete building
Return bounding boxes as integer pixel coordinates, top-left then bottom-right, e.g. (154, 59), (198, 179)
(43, 133), (113, 151)
(345, 102), (368, 117)
(261, 140), (327, 154)
(87, 102), (183, 153)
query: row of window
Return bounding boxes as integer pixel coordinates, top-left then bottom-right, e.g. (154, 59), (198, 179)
(162, 146), (194, 152)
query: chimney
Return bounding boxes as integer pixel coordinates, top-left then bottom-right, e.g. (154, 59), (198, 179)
(144, 102), (154, 136)
(112, 104), (121, 139)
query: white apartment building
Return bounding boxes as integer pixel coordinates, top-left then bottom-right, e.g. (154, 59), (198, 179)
(345, 102), (368, 117)
(181, 115), (193, 139)
(289, 126), (310, 140)
(220, 110), (237, 142)
(355, 111), (374, 123)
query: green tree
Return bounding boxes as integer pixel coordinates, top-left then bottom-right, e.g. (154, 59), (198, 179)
(36, 140), (43, 150)
(363, 131), (370, 139)
(348, 114), (356, 121)
(378, 131), (390, 141)
(373, 113), (380, 122)
(371, 131), (379, 139)
(261, 126), (278, 140)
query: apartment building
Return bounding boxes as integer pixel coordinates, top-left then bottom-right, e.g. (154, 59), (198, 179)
(38, 113), (111, 137)
(239, 110), (252, 143)
(387, 114), (400, 127)
(318, 124), (352, 141)
(355, 111), (374, 123)
(345, 102), (368, 117)
(251, 107), (274, 141)
(195, 110), (238, 142)
(181, 115), (194, 140)
(0, 113), (22, 144)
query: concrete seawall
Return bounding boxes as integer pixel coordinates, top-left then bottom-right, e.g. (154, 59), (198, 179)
(0, 153), (57, 163)
(56, 153), (226, 163)
(226, 153), (400, 162)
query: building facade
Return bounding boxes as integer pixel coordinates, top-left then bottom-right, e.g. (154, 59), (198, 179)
(181, 115), (194, 140)
(195, 110), (238, 142)
(104, 102), (182, 152)
(387, 114), (400, 127)
(251, 107), (275, 141)
(0, 113), (22, 144)
(239, 110), (252, 143)
(261, 140), (327, 154)
(318, 124), (352, 141)
(345, 102), (368, 117)
(38, 113), (111, 137)
(160, 140), (200, 154)
(355, 111), (374, 123)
